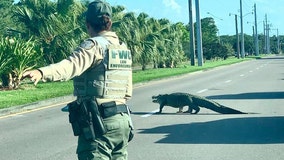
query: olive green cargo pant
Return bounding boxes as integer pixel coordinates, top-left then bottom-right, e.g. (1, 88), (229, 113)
(77, 113), (131, 160)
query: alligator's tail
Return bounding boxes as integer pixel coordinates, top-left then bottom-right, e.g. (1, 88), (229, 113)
(192, 95), (246, 114)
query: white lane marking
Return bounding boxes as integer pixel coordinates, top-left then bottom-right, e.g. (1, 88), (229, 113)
(141, 109), (159, 118)
(197, 89), (208, 93)
(225, 80), (232, 83)
(249, 70), (253, 73)
(240, 74), (244, 77)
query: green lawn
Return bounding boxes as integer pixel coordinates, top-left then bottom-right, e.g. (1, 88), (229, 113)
(0, 57), (256, 109)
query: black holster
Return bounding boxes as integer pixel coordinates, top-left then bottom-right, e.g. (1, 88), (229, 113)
(68, 101), (81, 136)
(87, 99), (107, 136)
(68, 99), (107, 140)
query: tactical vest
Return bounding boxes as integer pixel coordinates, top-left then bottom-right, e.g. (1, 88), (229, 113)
(73, 37), (132, 99)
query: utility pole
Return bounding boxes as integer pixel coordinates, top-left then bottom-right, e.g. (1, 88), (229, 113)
(229, 13), (240, 59)
(240, 0), (245, 58)
(254, 3), (259, 56)
(188, 0), (195, 66)
(195, 0), (203, 66)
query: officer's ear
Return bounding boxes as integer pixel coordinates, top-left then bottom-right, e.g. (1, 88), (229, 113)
(86, 21), (91, 30)
(86, 22), (94, 36)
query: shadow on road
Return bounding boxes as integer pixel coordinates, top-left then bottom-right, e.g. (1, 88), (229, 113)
(138, 116), (284, 144)
(206, 91), (284, 100)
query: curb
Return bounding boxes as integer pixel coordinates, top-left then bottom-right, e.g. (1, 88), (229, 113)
(0, 95), (76, 117)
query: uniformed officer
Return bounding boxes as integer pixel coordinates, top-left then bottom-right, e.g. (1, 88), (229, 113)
(23, 0), (133, 159)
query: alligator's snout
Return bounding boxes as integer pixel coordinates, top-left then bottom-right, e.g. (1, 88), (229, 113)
(152, 95), (158, 99)
(152, 95), (159, 103)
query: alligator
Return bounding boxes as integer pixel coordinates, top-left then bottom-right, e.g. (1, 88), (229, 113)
(152, 92), (246, 114)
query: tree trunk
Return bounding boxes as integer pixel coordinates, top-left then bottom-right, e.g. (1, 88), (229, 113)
(0, 73), (19, 89)
(1, 74), (10, 88)
(142, 64), (146, 70)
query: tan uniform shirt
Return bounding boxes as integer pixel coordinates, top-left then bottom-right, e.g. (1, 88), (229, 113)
(39, 31), (132, 103)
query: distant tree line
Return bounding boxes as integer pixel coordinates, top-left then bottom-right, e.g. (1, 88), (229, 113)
(0, 0), (282, 89)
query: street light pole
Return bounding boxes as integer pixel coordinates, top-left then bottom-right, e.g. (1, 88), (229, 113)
(254, 3), (259, 56)
(195, 0), (203, 66)
(240, 0), (245, 58)
(188, 0), (195, 66)
(265, 14), (270, 54)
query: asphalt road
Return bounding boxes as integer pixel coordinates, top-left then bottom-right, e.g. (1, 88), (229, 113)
(0, 55), (284, 160)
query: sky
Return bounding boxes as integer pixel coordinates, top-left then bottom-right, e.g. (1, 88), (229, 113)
(107, 0), (284, 36)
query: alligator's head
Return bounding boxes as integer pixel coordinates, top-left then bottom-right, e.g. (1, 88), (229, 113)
(152, 94), (167, 103)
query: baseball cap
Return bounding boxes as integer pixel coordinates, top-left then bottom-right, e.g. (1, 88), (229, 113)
(86, 0), (112, 23)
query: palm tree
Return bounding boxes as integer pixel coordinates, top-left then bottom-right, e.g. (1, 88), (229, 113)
(0, 38), (13, 87)
(14, 0), (86, 64)
(134, 13), (161, 70)
(111, 4), (189, 69)
(166, 23), (186, 67)
(0, 0), (16, 35)
(0, 0), (87, 89)
(112, 10), (141, 65)
(0, 37), (42, 89)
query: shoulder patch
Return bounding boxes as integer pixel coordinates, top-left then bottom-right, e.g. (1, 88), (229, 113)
(80, 40), (95, 50)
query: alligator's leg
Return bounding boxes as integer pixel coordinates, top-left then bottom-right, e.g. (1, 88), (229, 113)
(158, 103), (165, 113)
(186, 104), (200, 114)
(177, 107), (183, 113)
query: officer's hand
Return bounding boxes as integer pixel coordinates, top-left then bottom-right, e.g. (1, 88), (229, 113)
(22, 69), (43, 86)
